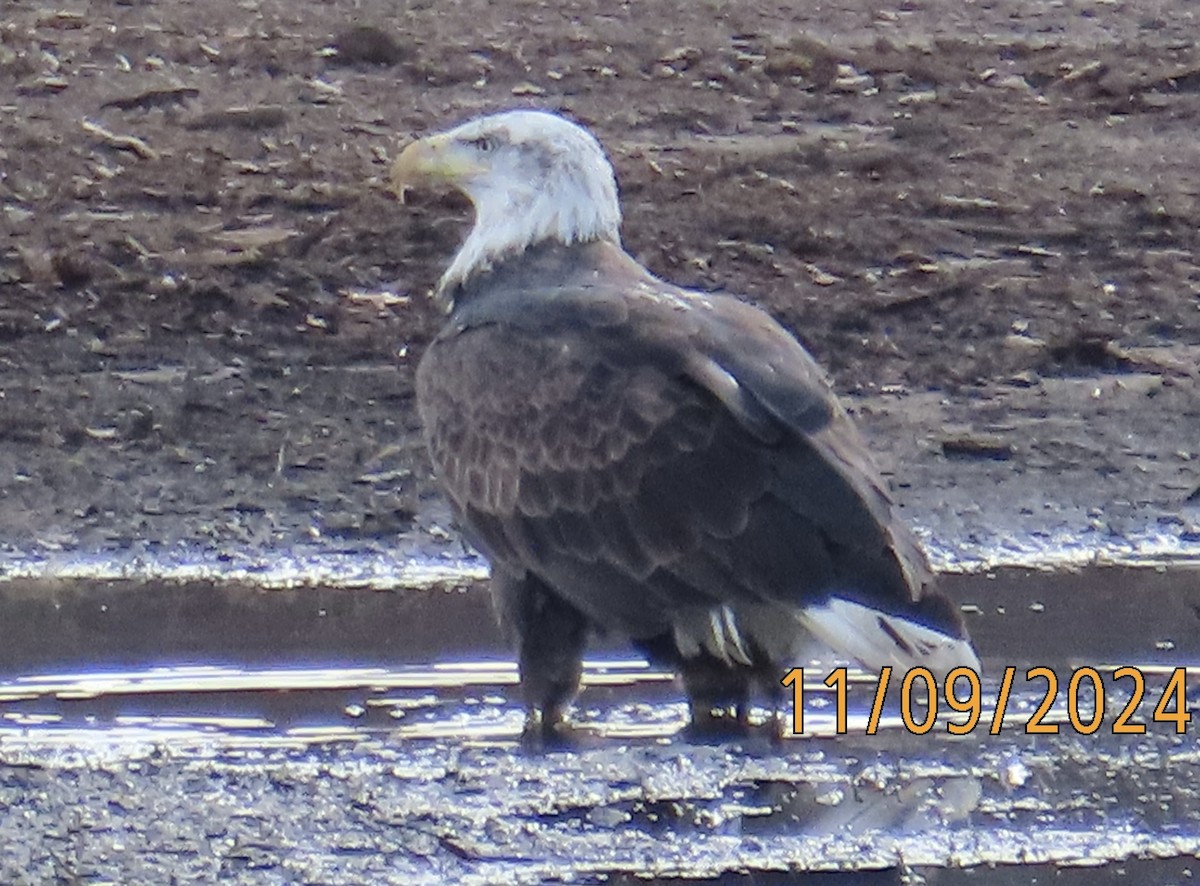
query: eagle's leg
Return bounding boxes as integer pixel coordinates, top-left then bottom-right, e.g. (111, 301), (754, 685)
(760, 673), (786, 746)
(633, 635), (756, 739)
(676, 652), (754, 739)
(491, 570), (588, 743)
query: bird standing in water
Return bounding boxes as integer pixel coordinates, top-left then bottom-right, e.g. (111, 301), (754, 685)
(392, 109), (978, 742)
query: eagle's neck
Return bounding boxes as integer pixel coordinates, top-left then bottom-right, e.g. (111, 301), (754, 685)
(437, 171), (622, 309)
(440, 239), (654, 320)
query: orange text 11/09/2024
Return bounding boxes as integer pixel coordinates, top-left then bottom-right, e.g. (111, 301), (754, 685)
(779, 666), (1193, 737)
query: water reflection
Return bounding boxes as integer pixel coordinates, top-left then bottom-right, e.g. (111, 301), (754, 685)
(3, 659), (1196, 744)
(0, 660), (1004, 741)
(0, 659), (679, 740)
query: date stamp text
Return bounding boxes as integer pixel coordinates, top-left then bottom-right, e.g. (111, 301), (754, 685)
(780, 666), (1193, 736)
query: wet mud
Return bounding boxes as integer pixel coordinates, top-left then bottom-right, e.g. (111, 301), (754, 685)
(4, 715), (1200, 885)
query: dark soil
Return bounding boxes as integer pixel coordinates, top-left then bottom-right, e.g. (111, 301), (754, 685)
(2, 0), (1199, 565)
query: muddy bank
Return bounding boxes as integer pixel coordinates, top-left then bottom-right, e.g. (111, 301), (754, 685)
(1, 362), (1197, 585)
(2, 0), (1200, 579)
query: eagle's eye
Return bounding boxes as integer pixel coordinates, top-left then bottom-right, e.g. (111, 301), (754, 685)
(467, 135), (498, 153)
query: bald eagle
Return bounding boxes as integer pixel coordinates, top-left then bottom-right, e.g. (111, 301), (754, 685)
(392, 110), (978, 740)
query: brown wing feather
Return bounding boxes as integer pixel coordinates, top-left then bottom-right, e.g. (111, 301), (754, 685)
(416, 241), (935, 639)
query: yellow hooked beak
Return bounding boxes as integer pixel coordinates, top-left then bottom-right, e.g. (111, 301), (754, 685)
(389, 134), (484, 203)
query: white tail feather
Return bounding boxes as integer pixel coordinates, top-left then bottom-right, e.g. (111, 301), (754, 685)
(673, 605), (755, 666)
(799, 597), (980, 680)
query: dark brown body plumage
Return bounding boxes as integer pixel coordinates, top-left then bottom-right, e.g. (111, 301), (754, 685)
(417, 239), (967, 736)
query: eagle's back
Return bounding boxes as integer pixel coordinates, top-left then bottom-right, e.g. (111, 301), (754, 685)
(416, 241), (970, 673)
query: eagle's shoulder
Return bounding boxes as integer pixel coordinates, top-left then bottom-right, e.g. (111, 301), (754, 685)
(432, 241), (841, 442)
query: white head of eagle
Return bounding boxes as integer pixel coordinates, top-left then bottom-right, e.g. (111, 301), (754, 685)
(391, 110), (622, 299)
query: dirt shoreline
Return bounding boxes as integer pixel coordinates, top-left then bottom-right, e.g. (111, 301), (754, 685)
(2, 0), (1200, 578)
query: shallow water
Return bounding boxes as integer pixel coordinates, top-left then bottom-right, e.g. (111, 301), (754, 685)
(1, 563), (1199, 883)
(2, 658), (1200, 884)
